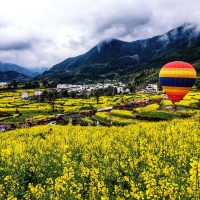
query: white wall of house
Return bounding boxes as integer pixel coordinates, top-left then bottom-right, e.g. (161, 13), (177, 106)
(124, 88), (130, 93)
(117, 87), (124, 93)
(22, 92), (28, 99)
(57, 84), (67, 89)
(35, 90), (42, 96)
(0, 82), (7, 86)
(56, 82), (127, 94)
(146, 84), (158, 91)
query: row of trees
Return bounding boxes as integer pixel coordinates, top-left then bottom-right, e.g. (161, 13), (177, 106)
(7, 80), (50, 89)
(33, 85), (129, 111)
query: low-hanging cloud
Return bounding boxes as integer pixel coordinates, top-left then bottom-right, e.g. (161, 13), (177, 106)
(0, 42), (31, 51)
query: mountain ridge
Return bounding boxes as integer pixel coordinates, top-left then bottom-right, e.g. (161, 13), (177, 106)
(0, 61), (36, 77)
(0, 71), (31, 82)
(33, 23), (200, 86)
(0, 61), (50, 78)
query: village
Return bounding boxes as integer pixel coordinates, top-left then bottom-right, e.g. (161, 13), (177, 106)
(0, 82), (160, 132)
(19, 82), (158, 99)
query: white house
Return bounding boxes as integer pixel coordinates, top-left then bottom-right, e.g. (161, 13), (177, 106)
(146, 84), (158, 91)
(124, 88), (130, 93)
(57, 84), (83, 92)
(57, 84), (67, 89)
(21, 92), (29, 99)
(0, 82), (7, 86)
(116, 86), (123, 94)
(56, 82), (127, 94)
(34, 90), (42, 96)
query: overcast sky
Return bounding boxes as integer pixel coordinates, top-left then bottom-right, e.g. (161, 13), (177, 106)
(0, 0), (200, 69)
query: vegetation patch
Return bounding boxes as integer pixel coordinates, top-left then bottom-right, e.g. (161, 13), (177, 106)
(139, 111), (179, 119)
(135, 103), (160, 112)
(80, 117), (94, 125)
(110, 109), (136, 119)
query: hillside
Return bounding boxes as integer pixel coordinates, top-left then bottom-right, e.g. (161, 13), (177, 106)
(0, 61), (36, 77)
(35, 23), (200, 86)
(119, 35), (200, 86)
(0, 71), (31, 82)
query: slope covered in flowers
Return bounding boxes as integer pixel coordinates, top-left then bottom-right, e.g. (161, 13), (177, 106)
(0, 112), (200, 199)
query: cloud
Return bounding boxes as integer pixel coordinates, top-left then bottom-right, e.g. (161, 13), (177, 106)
(0, 0), (200, 69)
(0, 42), (31, 51)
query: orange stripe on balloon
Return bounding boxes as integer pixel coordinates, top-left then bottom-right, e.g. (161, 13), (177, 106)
(162, 86), (191, 93)
(167, 92), (188, 96)
(160, 68), (195, 71)
(159, 71), (196, 78)
(162, 86), (191, 90)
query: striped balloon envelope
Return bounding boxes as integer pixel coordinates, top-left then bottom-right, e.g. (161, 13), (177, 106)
(159, 61), (197, 104)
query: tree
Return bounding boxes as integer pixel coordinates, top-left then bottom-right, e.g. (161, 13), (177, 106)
(7, 83), (12, 89)
(42, 80), (49, 88)
(47, 90), (59, 111)
(61, 89), (69, 97)
(70, 92), (76, 99)
(114, 87), (118, 95)
(195, 77), (200, 90)
(10, 80), (18, 88)
(33, 81), (40, 88)
(127, 83), (135, 93)
(104, 86), (114, 96)
(38, 89), (58, 112)
(134, 78), (140, 92)
(94, 89), (101, 104)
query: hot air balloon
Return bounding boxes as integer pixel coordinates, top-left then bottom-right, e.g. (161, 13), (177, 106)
(159, 61), (197, 104)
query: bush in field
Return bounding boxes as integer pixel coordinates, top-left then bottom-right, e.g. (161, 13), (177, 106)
(80, 117), (94, 125)
(139, 111), (179, 119)
(176, 99), (199, 107)
(110, 109), (136, 119)
(135, 103), (160, 113)
(111, 116), (136, 126)
(95, 112), (108, 121)
(95, 111), (136, 126)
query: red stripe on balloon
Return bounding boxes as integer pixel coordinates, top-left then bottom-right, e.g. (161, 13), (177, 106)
(162, 61), (194, 69)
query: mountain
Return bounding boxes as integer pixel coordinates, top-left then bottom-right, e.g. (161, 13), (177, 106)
(0, 61), (36, 77)
(0, 71), (31, 82)
(36, 23), (200, 85)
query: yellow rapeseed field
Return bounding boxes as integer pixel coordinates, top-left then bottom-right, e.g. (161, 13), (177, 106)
(0, 112), (200, 199)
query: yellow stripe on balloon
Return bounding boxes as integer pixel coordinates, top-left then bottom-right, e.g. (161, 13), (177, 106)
(159, 71), (196, 78)
(162, 86), (191, 93)
(161, 68), (195, 71)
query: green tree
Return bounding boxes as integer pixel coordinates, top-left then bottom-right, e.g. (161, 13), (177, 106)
(104, 86), (115, 96)
(61, 89), (69, 97)
(11, 80), (18, 88)
(114, 87), (118, 95)
(93, 89), (102, 104)
(38, 90), (59, 111)
(33, 81), (40, 88)
(195, 77), (200, 90)
(42, 80), (49, 88)
(70, 92), (76, 98)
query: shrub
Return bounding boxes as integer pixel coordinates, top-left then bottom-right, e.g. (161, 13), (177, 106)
(136, 103), (160, 113)
(110, 110), (136, 119)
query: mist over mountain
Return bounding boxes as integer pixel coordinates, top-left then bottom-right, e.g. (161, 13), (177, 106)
(35, 23), (200, 85)
(29, 67), (50, 74)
